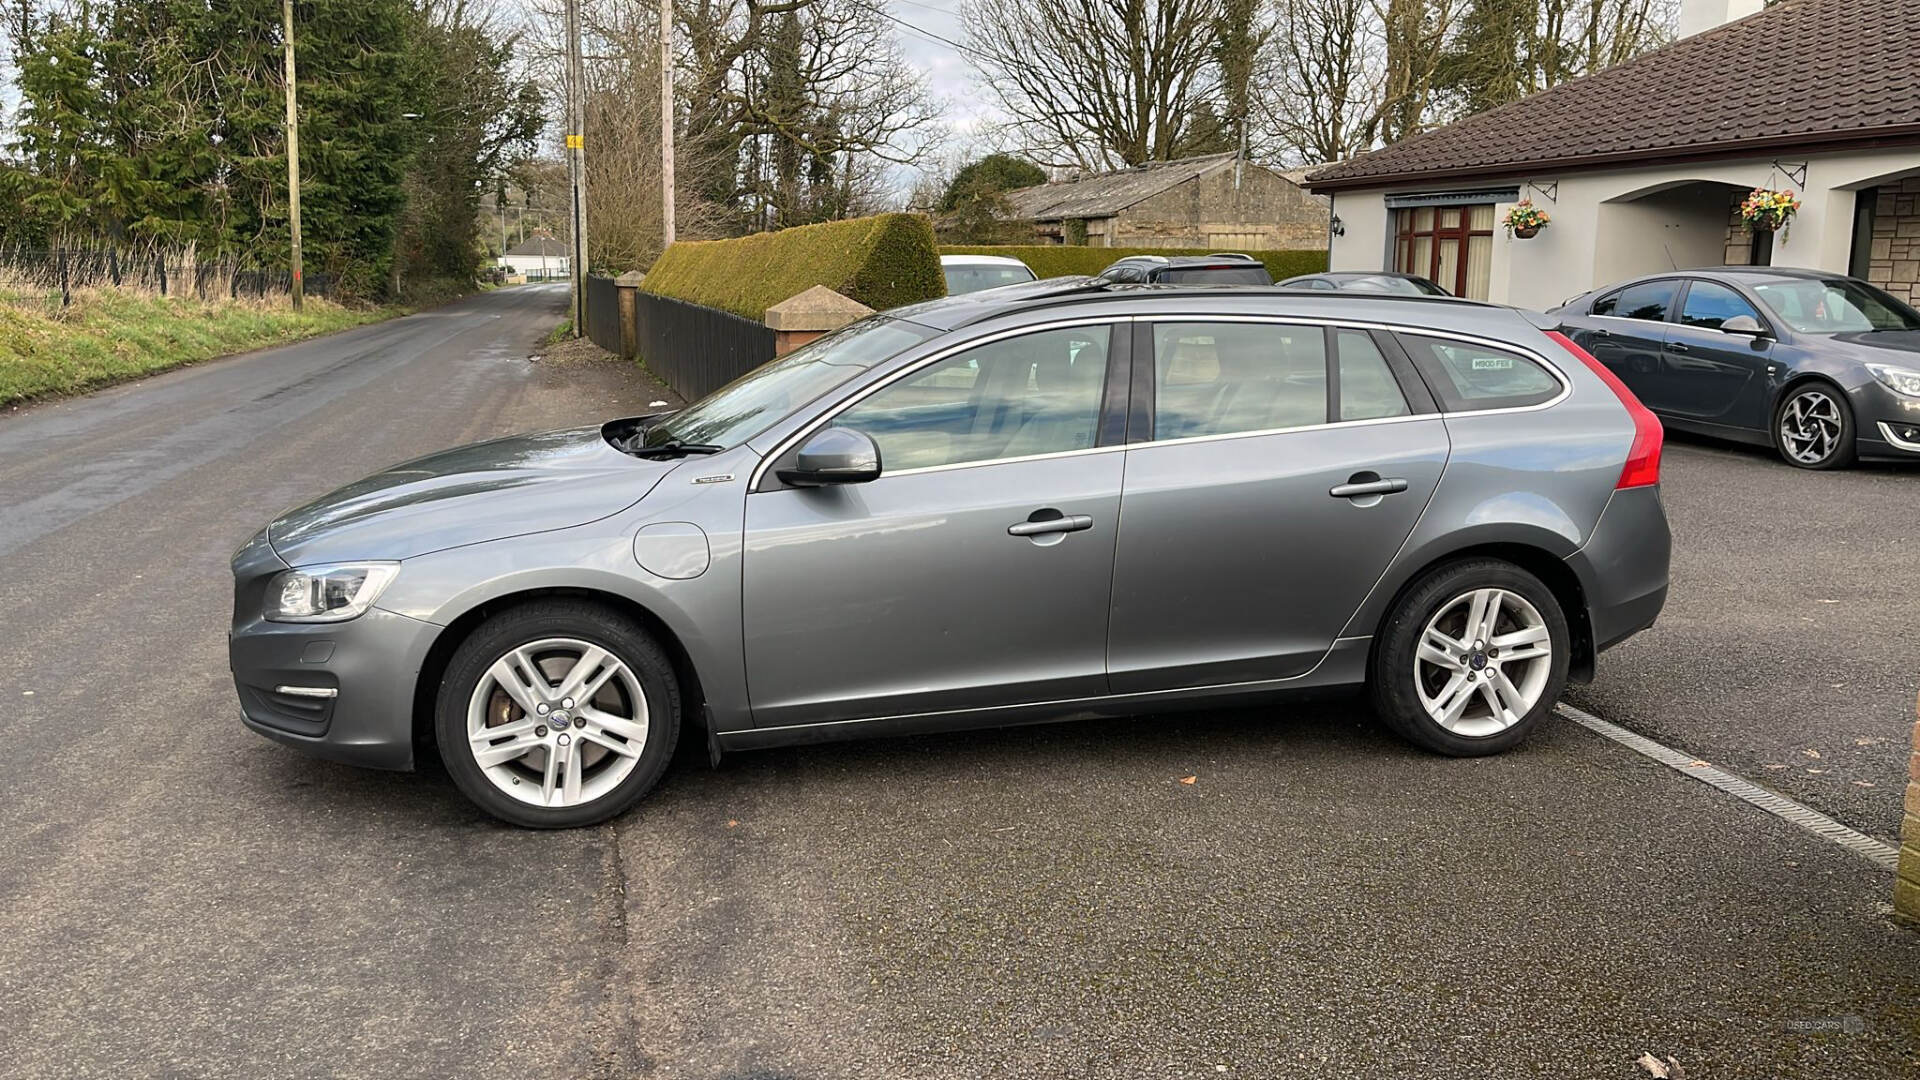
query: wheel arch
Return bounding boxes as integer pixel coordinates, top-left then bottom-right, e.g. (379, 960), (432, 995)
(409, 587), (710, 761)
(1366, 542), (1595, 685)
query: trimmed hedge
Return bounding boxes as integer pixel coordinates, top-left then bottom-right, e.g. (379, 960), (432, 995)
(939, 244), (1329, 282)
(642, 213), (945, 320)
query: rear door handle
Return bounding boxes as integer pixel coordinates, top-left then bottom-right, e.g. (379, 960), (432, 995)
(1329, 478), (1409, 499)
(1008, 514), (1093, 537)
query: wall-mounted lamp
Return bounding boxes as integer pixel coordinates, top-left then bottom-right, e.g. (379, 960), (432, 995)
(1330, 214), (1346, 238)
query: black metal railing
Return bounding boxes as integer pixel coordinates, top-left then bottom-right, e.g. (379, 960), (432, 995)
(0, 247), (333, 307)
(633, 291), (776, 400)
(583, 274), (623, 356)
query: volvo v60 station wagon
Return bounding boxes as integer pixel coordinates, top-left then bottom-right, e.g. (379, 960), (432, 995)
(231, 282), (1671, 828)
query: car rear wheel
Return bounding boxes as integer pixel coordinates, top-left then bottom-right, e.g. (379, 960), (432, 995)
(1371, 560), (1569, 756)
(436, 600), (680, 828)
(1773, 382), (1856, 469)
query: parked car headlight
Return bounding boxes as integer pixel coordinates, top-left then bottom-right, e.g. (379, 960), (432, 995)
(1866, 363), (1920, 398)
(265, 563), (399, 622)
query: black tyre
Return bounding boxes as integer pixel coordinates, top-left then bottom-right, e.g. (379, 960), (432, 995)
(1773, 381), (1857, 469)
(435, 599), (680, 828)
(1370, 559), (1570, 757)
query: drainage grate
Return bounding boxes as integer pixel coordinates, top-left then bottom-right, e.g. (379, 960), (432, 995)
(1555, 702), (1898, 872)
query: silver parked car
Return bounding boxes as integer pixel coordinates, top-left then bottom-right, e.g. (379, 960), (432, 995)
(231, 282), (1671, 827)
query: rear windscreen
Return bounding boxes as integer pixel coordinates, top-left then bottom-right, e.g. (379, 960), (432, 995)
(1156, 266), (1274, 285)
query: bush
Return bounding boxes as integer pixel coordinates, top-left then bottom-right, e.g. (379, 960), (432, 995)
(938, 244), (1329, 282)
(642, 213), (945, 321)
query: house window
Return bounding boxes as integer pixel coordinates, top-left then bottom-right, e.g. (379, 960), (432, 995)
(1393, 205), (1495, 299)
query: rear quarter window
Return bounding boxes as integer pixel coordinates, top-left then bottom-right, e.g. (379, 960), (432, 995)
(1397, 335), (1563, 412)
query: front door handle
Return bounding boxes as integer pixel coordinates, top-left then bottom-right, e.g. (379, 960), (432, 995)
(1668, 341), (1691, 353)
(1329, 477), (1409, 499)
(1008, 513), (1094, 537)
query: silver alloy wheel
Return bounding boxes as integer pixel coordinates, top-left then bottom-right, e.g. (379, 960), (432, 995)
(1779, 388), (1843, 465)
(465, 637), (649, 808)
(1414, 588), (1553, 738)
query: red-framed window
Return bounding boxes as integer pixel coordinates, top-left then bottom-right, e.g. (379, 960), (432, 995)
(1393, 205), (1495, 299)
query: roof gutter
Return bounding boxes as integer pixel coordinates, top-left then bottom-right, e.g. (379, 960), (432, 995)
(1304, 125), (1920, 192)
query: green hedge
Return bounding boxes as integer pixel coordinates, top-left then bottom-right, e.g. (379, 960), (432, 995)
(939, 244), (1328, 282)
(643, 213), (945, 320)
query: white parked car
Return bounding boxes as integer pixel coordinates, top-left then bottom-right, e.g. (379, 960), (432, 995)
(940, 254), (1037, 295)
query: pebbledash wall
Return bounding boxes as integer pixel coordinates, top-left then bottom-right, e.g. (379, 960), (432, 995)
(1325, 145), (1920, 308)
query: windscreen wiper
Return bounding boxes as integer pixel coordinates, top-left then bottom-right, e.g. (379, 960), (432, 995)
(628, 438), (724, 458)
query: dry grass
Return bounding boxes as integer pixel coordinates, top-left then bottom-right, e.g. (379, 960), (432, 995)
(0, 289), (390, 406)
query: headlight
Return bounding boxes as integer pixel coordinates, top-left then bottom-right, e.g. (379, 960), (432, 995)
(1866, 362), (1920, 398)
(264, 563), (399, 622)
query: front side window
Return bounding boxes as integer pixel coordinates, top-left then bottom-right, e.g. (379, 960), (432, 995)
(1153, 322), (1328, 439)
(1399, 335), (1562, 412)
(1592, 279), (1678, 323)
(644, 317), (935, 449)
(835, 325), (1110, 472)
(1751, 278), (1920, 333)
(1678, 280), (1763, 330)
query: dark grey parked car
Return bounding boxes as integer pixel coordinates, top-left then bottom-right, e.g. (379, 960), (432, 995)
(232, 281), (1670, 827)
(1096, 253), (1274, 285)
(1555, 267), (1920, 468)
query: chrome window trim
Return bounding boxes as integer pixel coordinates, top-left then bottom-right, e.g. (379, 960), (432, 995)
(1136, 314), (1572, 426)
(749, 312), (1574, 488)
(1877, 421), (1920, 452)
(748, 315), (1122, 490)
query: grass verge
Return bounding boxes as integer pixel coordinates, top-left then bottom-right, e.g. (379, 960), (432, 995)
(0, 290), (392, 407)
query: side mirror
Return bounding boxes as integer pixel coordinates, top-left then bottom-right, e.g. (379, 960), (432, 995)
(776, 427), (881, 487)
(1719, 314), (1769, 336)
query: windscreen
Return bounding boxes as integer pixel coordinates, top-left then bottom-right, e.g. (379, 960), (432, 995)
(943, 265), (1037, 295)
(1750, 279), (1920, 334)
(1156, 266), (1274, 285)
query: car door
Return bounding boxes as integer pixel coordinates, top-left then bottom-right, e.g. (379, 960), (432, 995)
(1660, 278), (1776, 424)
(1565, 279), (1679, 409)
(741, 322), (1127, 728)
(1106, 320), (1450, 693)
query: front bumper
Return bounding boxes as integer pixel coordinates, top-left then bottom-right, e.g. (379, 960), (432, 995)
(1566, 484), (1672, 654)
(230, 607), (440, 771)
(1849, 380), (1920, 461)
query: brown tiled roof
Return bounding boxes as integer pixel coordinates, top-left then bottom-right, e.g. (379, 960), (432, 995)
(1307, 0), (1920, 190)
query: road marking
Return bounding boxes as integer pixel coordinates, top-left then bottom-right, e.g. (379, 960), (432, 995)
(1555, 703), (1899, 872)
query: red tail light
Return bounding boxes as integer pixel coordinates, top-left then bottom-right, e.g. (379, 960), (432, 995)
(1546, 330), (1663, 489)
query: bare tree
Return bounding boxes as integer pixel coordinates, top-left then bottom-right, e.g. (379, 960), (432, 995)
(961, 0), (1227, 171)
(1259, 0), (1383, 163)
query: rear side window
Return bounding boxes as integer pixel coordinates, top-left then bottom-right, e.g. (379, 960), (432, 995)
(1152, 322), (1327, 439)
(1335, 331), (1410, 421)
(1592, 279), (1678, 323)
(1398, 335), (1562, 412)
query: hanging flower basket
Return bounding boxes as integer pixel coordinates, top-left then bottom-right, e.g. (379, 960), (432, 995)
(1740, 187), (1801, 239)
(1503, 200), (1550, 239)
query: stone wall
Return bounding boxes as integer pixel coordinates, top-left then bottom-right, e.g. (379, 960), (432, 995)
(1864, 176), (1920, 305)
(1107, 164), (1329, 251)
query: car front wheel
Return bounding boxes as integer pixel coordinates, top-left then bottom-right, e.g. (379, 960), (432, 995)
(1773, 382), (1856, 469)
(436, 600), (680, 828)
(1371, 559), (1569, 756)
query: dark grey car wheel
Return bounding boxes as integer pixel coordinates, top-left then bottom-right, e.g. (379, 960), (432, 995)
(1371, 559), (1570, 756)
(436, 600), (680, 828)
(1773, 382), (1856, 470)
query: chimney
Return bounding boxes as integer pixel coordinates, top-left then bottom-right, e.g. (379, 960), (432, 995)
(1677, 0), (1765, 37)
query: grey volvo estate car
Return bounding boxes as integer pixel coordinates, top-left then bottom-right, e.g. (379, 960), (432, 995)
(231, 282), (1671, 827)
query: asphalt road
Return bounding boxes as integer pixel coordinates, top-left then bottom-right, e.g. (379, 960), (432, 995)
(0, 287), (1914, 1078)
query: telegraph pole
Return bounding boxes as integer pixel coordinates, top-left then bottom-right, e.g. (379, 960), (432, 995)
(564, 0), (589, 335)
(659, 0), (675, 247)
(282, 0), (304, 311)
